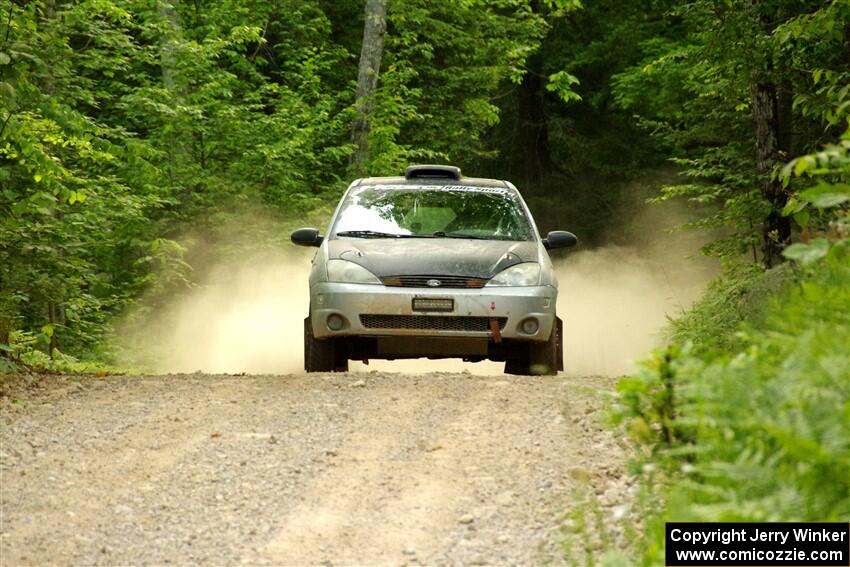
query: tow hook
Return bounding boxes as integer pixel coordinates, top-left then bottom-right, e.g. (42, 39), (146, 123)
(489, 319), (502, 343)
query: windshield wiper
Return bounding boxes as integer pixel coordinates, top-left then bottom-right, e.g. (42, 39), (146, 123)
(432, 231), (495, 240)
(336, 230), (403, 238)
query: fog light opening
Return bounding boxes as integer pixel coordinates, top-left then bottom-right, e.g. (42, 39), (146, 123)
(326, 313), (346, 331)
(520, 317), (539, 335)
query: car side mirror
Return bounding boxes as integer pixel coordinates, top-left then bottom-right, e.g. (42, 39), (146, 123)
(291, 227), (324, 247)
(543, 230), (578, 250)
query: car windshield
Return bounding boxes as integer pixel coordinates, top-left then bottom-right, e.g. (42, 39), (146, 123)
(331, 185), (533, 241)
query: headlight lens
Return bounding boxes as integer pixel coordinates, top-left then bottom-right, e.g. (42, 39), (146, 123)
(326, 259), (381, 285)
(486, 263), (541, 287)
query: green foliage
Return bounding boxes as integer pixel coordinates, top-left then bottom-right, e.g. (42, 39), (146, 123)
(545, 70), (581, 104)
(668, 264), (770, 353)
(0, 0), (165, 355)
(615, 246), (850, 563)
(6, 330), (124, 374)
(612, 0), (850, 263)
(613, 112), (850, 562)
(781, 127), (850, 235)
(782, 238), (830, 266)
(778, 123), (850, 272)
(493, 0), (675, 180)
(0, 0), (356, 362)
(361, 0), (548, 173)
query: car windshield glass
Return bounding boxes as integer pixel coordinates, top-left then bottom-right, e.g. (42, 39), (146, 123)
(331, 185), (533, 241)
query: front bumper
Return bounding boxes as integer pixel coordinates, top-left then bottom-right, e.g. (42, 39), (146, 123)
(310, 282), (556, 342)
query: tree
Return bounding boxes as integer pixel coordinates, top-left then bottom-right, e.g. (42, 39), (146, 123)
(351, 0), (388, 168)
(610, 0), (848, 266)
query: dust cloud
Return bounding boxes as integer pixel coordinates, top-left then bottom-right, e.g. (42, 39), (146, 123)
(117, 251), (314, 375)
(552, 191), (718, 376)
(555, 245), (712, 376)
(119, 202), (716, 377)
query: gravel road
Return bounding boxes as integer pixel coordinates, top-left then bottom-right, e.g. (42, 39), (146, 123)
(0, 372), (631, 566)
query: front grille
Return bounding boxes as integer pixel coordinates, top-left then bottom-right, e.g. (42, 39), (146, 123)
(360, 315), (506, 332)
(382, 275), (488, 288)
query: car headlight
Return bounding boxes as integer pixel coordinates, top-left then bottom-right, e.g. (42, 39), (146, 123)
(326, 259), (382, 284)
(486, 263), (541, 287)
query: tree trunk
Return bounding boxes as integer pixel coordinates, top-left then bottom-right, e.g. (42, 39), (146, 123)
(749, 1), (791, 268)
(351, 0), (388, 169)
(751, 80), (790, 268)
(516, 0), (551, 190)
(517, 56), (551, 188)
(158, 0), (193, 192)
(48, 301), (57, 359)
(159, 0), (182, 90)
(41, 0), (56, 95)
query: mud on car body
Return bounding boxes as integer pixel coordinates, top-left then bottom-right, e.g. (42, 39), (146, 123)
(292, 165), (577, 375)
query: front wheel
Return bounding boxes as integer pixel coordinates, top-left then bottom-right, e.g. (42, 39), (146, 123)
(529, 317), (561, 375)
(503, 317), (562, 376)
(304, 317), (348, 373)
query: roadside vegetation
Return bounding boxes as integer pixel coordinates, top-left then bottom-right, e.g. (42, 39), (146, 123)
(613, 240), (849, 564)
(1, 0), (848, 563)
(607, 24), (850, 566)
(599, 1), (850, 563)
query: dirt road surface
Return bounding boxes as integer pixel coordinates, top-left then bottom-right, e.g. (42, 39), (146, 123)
(0, 372), (631, 566)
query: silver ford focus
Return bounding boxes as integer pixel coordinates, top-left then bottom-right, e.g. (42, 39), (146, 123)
(291, 165), (577, 375)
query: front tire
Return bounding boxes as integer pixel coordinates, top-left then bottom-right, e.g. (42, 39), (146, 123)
(304, 317), (348, 373)
(529, 318), (560, 376)
(504, 358), (527, 375)
(503, 317), (562, 376)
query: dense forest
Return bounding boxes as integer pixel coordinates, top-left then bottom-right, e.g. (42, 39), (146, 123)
(1, 0), (848, 562)
(1, 0), (848, 356)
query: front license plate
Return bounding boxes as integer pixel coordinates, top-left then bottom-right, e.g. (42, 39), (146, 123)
(412, 297), (454, 312)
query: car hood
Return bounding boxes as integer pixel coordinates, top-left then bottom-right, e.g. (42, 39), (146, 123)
(327, 238), (539, 279)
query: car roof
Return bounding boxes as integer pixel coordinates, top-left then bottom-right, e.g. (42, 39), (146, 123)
(353, 176), (512, 190)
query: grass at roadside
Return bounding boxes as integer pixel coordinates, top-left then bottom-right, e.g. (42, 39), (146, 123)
(604, 243), (850, 565)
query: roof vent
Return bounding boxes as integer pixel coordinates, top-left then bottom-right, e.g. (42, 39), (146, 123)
(405, 164), (462, 181)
